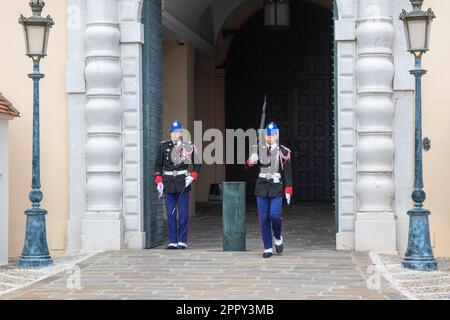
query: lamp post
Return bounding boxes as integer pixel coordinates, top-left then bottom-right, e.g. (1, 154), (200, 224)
(17, 0), (54, 269)
(400, 0), (437, 271)
(264, 0), (290, 29)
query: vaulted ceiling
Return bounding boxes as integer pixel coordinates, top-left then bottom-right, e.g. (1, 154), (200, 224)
(162, 0), (333, 56)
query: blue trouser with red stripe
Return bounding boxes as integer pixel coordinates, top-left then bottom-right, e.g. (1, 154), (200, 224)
(257, 196), (283, 250)
(165, 191), (190, 244)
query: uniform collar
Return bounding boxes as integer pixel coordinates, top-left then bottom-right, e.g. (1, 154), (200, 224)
(266, 143), (278, 149)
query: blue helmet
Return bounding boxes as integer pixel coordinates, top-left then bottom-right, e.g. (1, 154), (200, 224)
(265, 122), (279, 135)
(169, 120), (183, 132)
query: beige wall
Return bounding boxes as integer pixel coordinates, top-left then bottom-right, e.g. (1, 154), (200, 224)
(0, 0), (68, 257)
(163, 41), (226, 203)
(192, 1), (263, 203)
(195, 59), (226, 202)
(422, 0), (450, 257)
(163, 41), (197, 211)
(163, 41), (196, 135)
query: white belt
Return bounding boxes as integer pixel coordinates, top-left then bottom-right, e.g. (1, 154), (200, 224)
(164, 170), (188, 176)
(259, 172), (281, 182)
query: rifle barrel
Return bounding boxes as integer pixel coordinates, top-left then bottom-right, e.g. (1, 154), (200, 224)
(259, 94), (267, 130)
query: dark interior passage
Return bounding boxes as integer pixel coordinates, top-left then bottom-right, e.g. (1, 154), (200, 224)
(225, 2), (334, 202)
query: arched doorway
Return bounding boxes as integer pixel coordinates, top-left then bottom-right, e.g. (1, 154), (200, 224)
(140, 0), (343, 249)
(225, 2), (335, 203)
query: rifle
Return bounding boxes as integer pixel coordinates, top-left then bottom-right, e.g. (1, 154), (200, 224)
(259, 94), (267, 133)
(256, 94), (268, 152)
(247, 94), (268, 165)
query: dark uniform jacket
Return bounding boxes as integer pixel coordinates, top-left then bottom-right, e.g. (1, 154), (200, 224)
(155, 140), (201, 194)
(247, 144), (293, 198)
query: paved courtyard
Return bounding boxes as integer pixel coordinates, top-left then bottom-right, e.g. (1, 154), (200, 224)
(1, 202), (405, 300)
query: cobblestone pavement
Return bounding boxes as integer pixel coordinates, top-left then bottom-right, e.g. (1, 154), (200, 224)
(1, 202), (405, 300)
(0, 254), (95, 296)
(373, 253), (450, 300)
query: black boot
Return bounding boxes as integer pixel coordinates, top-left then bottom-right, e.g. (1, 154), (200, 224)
(275, 243), (284, 254)
(262, 252), (273, 259)
(165, 244), (178, 250)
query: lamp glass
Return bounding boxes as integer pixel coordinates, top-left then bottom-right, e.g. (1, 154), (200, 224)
(24, 24), (47, 57)
(265, 3), (276, 27)
(276, 3), (290, 27)
(264, 1), (290, 29)
(425, 19), (432, 51)
(43, 25), (51, 54)
(405, 18), (428, 52)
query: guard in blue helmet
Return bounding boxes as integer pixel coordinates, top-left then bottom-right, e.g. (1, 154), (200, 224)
(247, 122), (293, 258)
(155, 120), (201, 249)
(169, 120), (182, 133)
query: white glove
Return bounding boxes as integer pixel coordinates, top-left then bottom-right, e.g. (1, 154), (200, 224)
(286, 194), (291, 205)
(250, 153), (259, 164)
(157, 183), (164, 198)
(185, 175), (194, 188)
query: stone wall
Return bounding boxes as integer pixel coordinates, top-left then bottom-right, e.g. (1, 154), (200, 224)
(0, 118), (9, 265)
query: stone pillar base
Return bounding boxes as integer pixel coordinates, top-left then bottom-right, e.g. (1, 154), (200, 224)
(81, 219), (123, 251)
(355, 215), (396, 251)
(336, 232), (355, 250)
(67, 219), (81, 254)
(124, 231), (146, 249)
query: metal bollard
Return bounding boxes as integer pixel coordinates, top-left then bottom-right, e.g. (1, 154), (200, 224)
(222, 182), (246, 251)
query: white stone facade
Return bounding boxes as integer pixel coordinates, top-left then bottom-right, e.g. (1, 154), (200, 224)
(66, 0), (416, 253)
(334, 0), (414, 252)
(83, 0), (124, 250)
(355, 0), (397, 251)
(334, 0), (359, 250)
(119, 0), (146, 249)
(1, 117), (10, 265)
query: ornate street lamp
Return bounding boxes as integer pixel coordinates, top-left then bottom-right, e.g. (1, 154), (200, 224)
(400, 0), (437, 271)
(264, 0), (290, 29)
(17, 0), (54, 268)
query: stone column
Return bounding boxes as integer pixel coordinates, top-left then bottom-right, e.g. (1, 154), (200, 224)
(83, 0), (123, 250)
(67, 0), (87, 254)
(335, 0), (358, 250)
(355, 0), (396, 251)
(119, 0), (146, 249)
(0, 118), (9, 265)
(392, 0), (415, 255)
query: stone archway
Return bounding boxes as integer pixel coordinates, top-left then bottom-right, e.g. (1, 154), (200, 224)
(213, 0), (357, 250)
(67, 0), (414, 255)
(138, 0), (358, 250)
(66, 0), (415, 253)
(182, 0), (353, 249)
